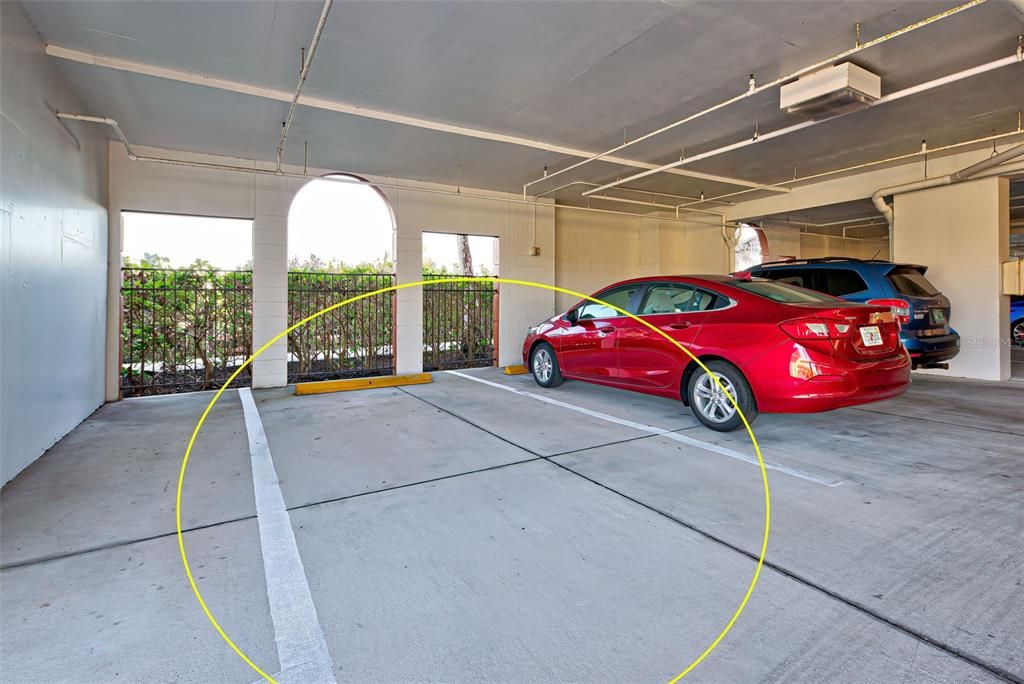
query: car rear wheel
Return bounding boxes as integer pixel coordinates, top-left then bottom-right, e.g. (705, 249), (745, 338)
(530, 342), (563, 388)
(687, 360), (757, 432)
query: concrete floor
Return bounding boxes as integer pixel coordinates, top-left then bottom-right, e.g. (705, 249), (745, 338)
(1, 369), (1021, 683)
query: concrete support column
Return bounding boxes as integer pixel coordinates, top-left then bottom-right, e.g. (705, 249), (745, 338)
(893, 176), (1010, 381)
(252, 213), (289, 388)
(394, 228), (423, 375)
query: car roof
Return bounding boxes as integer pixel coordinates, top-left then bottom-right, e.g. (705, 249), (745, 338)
(597, 274), (751, 289)
(751, 257), (925, 272)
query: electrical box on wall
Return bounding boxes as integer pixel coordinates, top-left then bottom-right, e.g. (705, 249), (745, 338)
(1002, 258), (1023, 295)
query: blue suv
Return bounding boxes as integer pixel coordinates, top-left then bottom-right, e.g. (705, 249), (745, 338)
(745, 257), (960, 370)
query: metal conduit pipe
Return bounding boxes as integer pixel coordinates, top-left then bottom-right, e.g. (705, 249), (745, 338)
(56, 112), (135, 157)
(54, 110), (737, 229)
(524, 0), (989, 194)
(536, 180), (734, 205)
(588, 194), (727, 218)
(871, 141), (1024, 226)
(135, 152), (738, 227)
(584, 49), (1023, 198)
(677, 127), (1024, 210)
(276, 0), (334, 171)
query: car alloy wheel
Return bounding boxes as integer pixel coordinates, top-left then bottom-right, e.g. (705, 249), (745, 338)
(1014, 320), (1024, 347)
(533, 347), (553, 383)
(692, 371), (738, 423)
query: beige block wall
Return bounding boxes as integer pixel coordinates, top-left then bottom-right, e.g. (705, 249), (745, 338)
(553, 209), (729, 310)
(893, 177), (1010, 381)
(799, 235), (889, 260)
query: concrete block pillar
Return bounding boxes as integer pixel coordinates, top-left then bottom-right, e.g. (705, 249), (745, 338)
(394, 229), (423, 375)
(252, 214), (289, 388)
(893, 176), (1010, 381)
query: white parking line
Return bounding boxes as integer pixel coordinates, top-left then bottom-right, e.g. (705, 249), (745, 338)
(239, 388), (337, 683)
(448, 371), (842, 488)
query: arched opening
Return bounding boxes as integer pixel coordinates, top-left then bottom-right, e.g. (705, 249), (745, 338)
(734, 223), (768, 271)
(286, 174), (396, 383)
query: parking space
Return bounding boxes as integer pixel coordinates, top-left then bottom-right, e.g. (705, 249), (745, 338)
(2, 370), (1020, 682)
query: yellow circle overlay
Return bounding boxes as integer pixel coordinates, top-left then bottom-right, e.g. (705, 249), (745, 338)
(175, 277), (771, 683)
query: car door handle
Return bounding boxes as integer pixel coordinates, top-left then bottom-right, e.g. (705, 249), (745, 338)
(599, 326), (616, 334)
(668, 322), (692, 330)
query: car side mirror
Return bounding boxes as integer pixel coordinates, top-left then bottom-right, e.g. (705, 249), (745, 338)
(566, 308), (580, 325)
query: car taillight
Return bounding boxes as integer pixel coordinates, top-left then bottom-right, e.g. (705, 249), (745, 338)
(789, 346), (821, 379)
(779, 318), (853, 340)
(867, 298), (910, 325)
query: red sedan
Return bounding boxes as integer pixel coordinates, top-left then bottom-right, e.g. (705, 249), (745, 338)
(522, 275), (910, 431)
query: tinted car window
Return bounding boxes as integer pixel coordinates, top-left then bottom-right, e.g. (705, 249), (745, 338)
(823, 269), (868, 297)
(887, 267), (939, 297)
(755, 268), (813, 288)
(577, 284), (638, 319)
(731, 280), (838, 303)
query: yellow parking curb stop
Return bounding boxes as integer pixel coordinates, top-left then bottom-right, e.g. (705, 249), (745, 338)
(295, 373), (433, 395)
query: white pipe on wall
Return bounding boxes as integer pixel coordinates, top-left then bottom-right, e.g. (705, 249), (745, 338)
(524, 0), (990, 195)
(583, 51), (1023, 198)
(56, 110), (740, 229)
(872, 141), (1024, 225)
(56, 112), (135, 156)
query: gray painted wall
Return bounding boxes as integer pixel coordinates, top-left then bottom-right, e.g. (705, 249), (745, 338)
(1, 1), (109, 484)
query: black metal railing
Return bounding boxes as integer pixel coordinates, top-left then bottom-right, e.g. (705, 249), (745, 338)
(422, 275), (497, 371)
(287, 272), (396, 383)
(121, 268), (253, 397)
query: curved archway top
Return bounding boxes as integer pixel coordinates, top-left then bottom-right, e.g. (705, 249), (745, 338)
(287, 173), (396, 271)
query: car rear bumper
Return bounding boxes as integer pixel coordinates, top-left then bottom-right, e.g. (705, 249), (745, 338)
(902, 332), (960, 367)
(751, 345), (911, 413)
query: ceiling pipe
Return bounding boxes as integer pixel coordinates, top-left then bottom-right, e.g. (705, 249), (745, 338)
(872, 142), (1024, 225)
(536, 180), (734, 205)
(587, 194), (727, 218)
(524, 0), (989, 195)
(132, 150), (741, 226)
(583, 49), (1022, 198)
(679, 126), (1024, 210)
(63, 111), (736, 227)
(764, 215), (886, 229)
(45, 43), (777, 194)
(276, 0), (334, 172)
(56, 112), (135, 157)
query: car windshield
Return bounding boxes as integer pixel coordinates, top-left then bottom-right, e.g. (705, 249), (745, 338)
(730, 279), (839, 303)
(887, 267), (939, 297)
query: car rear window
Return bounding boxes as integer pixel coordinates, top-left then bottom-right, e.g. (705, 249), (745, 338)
(730, 280), (838, 303)
(887, 267), (939, 297)
(823, 269), (868, 296)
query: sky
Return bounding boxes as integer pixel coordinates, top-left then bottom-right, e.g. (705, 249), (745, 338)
(122, 176), (497, 272)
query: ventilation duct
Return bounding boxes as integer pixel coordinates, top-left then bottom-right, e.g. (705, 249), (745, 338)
(780, 62), (881, 119)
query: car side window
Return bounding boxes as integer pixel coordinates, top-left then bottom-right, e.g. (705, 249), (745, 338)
(823, 269), (868, 297)
(697, 288), (731, 311)
(576, 284), (638, 320)
(639, 283), (701, 314)
(760, 268), (810, 288)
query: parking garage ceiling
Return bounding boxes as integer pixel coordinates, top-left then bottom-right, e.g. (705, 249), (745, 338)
(25, 0), (1024, 200)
